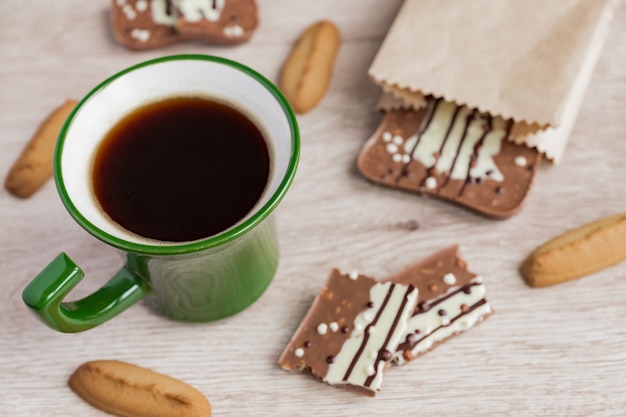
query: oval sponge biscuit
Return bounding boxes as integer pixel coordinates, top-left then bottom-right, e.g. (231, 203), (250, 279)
(69, 360), (211, 417)
(522, 213), (626, 287)
(279, 20), (340, 114)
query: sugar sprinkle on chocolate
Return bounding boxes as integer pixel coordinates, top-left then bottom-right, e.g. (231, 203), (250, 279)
(443, 273), (457, 285)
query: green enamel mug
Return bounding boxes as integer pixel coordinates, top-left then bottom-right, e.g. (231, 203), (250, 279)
(22, 55), (299, 333)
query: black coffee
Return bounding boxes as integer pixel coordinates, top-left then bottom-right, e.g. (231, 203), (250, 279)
(92, 96), (270, 242)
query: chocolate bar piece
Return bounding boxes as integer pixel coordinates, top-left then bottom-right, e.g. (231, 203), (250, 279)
(357, 97), (541, 219)
(385, 246), (493, 364)
(110, 0), (258, 50)
(111, 0), (180, 50)
(175, 0), (259, 45)
(278, 269), (418, 396)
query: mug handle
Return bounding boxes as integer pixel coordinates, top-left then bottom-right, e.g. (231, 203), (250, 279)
(22, 253), (150, 333)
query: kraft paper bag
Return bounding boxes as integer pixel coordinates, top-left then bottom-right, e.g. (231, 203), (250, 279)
(368, 0), (619, 162)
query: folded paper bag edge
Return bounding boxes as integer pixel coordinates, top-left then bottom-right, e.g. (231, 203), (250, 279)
(368, 0), (618, 126)
(368, 0), (620, 163)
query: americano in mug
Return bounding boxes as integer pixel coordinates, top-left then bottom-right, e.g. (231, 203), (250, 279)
(22, 55), (300, 332)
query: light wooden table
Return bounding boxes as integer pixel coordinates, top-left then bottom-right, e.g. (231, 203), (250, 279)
(1, 1), (625, 415)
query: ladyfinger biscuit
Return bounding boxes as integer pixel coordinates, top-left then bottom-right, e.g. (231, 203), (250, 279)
(279, 269), (418, 396)
(4, 99), (77, 198)
(357, 97), (541, 219)
(279, 20), (340, 114)
(69, 360), (211, 417)
(522, 213), (626, 287)
(384, 246), (493, 364)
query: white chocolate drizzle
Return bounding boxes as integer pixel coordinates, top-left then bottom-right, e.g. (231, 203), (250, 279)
(324, 282), (418, 392)
(151, 0), (225, 26)
(394, 276), (492, 365)
(382, 98), (512, 192)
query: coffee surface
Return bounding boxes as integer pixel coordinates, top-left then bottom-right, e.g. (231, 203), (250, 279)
(92, 96), (270, 242)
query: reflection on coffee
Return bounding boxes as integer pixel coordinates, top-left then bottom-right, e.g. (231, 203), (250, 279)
(92, 96), (270, 242)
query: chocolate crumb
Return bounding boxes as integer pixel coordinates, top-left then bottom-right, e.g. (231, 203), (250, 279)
(460, 303), (469, 313)
(417, 301), (430, 312)
(438, 309), (447, 316)
(428, 283), (438, 291)
(326, 356), (335, 364)
(378, 349), (393, 362)
(392, 219), (421, 231)
(340, 326), (350, 334)
(366, 301), (374, 308)
(304, 341), (312, 348)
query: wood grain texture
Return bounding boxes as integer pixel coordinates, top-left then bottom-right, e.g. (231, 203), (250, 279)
(1, 1), (625, 416)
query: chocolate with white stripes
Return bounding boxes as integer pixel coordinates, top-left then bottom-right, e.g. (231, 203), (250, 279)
(279, 247), (493, 396)
(111, 0), (258, 50)
(357, 97), (541, 218)
(384, 245), (493, 364)
(278, 269), (418, 396)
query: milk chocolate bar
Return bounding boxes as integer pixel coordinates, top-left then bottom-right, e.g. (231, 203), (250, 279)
(175, 0), (258, 45)
(278, 269), (418, 396)
(385, 246), (493, 364)
(111, 0), (258, 50)
(111, 0), (179, 49)
(357, 97), (541, 219)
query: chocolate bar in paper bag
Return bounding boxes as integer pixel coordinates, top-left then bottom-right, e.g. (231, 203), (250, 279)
(358, 0), (618, 218)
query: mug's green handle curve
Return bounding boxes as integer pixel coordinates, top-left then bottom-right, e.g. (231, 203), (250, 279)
(22, 253), (150, 333)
